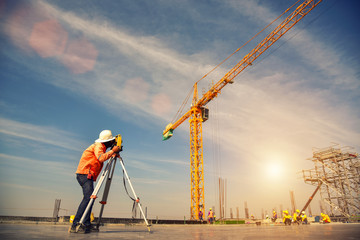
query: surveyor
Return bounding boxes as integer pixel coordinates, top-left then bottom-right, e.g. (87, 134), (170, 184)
(301, 211), (308, 224)
(69, 130), (121, 233)
(283, 210), (291, 225)
(321, 213), (331, 223)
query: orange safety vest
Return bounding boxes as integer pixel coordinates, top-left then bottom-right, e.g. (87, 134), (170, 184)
(76, 142), (115, 181)
(208, 210), (213, 218)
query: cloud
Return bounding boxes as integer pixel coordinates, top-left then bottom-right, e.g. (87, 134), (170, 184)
(151, 93), (172, 115)
(28, 1), (218, 118)
(4, 2), (39, 52)
(128, 159), (168, 175)
(5, 0), (357, 125)
(123, 77), (150, 103)
(0, 182), (58, 194)
(124, 153), (189, 176)
(130, 177), (177, 185)
(36, 0), (198, 76)
(5, 1), (358, 153)
(227, 0), (359, 89)
(0, 153), (74, 176)
(290, 34), (359, 89)
(4, 1), (359, 153)
(206, 79), (360, 168)
(227, 0), (276, 24)
(0, 117), (85, 151)
(150, 158), (189, 166)
(4, 1), (98, 74)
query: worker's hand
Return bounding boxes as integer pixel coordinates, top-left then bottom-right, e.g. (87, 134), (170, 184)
(112, 146), (121, 153)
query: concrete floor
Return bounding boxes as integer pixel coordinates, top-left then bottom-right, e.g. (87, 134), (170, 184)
(0, 222), (359, 240)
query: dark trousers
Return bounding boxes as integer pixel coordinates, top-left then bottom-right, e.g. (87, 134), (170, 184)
(72, 174), (94, 227)
(284, 218), (291, 225)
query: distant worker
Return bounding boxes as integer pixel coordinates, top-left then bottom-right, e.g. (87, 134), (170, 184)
(283, 210), (291, 225)
(321, 213), (331, 223)
(199, 209), (203, 222)
(301, 211), (308, 224)
(272, 211), (277, 222)
(69, 130), (121, 234)
(208, 208), (214, 224)
(293, 209), (301, 224)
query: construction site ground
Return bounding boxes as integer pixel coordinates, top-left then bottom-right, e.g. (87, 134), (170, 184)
(1, 222), (359, 239)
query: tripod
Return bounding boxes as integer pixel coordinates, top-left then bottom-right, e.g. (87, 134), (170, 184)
(75, 155), (151, 232)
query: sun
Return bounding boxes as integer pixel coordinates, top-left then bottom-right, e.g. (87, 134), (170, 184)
(265, 162), (283, 178)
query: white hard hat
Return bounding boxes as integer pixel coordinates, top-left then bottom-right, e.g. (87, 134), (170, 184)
(95, 130), (115, 143)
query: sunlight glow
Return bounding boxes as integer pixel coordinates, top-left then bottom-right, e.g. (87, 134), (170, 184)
(265, 162), (283, 179)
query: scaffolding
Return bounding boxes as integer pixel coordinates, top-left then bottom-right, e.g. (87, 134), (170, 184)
(302, 144), (360, 221)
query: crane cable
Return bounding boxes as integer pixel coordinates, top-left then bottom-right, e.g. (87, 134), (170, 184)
(171, 0), (301, 124)
(194, 0), (301, 85)
(211, 99), (222, 208)
(234, 0), (337, 81)
(171, 86), (194, 123)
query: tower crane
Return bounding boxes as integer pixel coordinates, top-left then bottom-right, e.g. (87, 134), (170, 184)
(162, 0), (323, 220)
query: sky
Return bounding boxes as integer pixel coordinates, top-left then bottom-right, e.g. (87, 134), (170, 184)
(0, 0), (359, 220)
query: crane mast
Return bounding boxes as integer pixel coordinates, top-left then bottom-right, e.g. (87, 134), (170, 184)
(163, 0), (323, 220)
